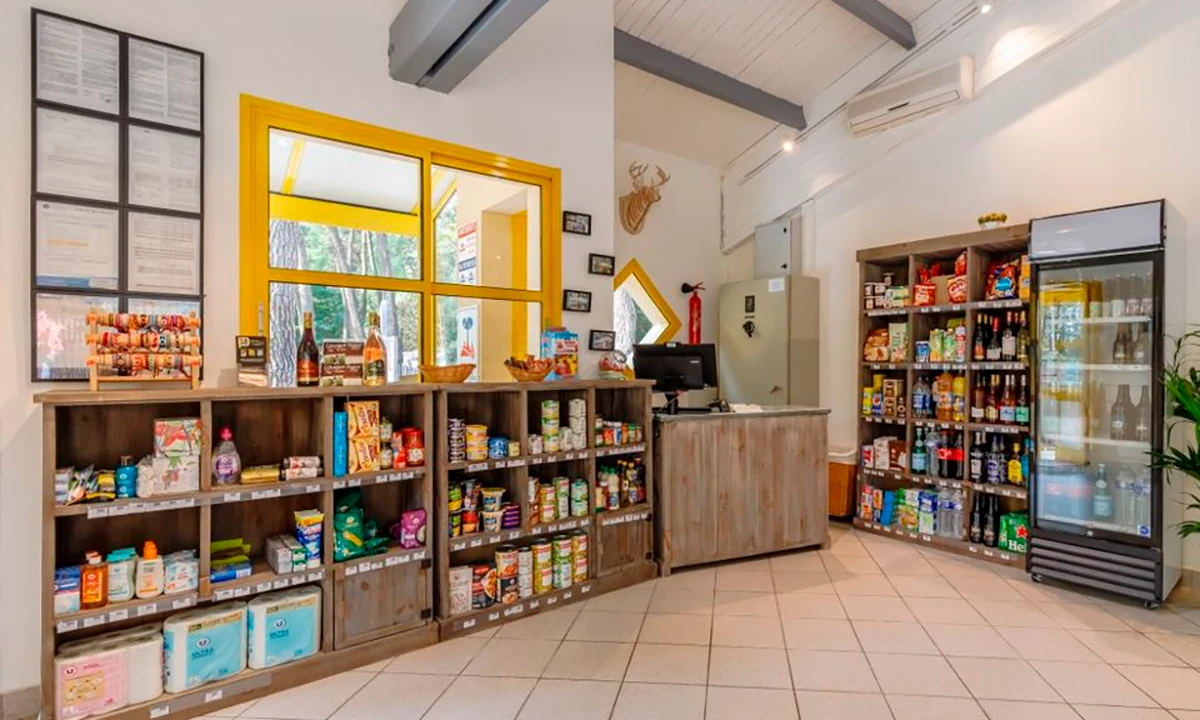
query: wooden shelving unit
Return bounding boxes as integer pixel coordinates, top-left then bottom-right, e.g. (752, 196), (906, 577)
(36, 380), (656, 720)
(434, 380), (655, 639)
(855, 225), (1033, 567)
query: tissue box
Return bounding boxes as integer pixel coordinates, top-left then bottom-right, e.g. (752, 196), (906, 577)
(55, 566), (81, 616)
(150, 454), (200, 495)
(154, 418), (201, 458)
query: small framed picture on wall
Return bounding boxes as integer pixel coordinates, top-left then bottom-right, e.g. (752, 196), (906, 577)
(588, 253), (615, 276)
(563, 289), (592, 313)
(589, 330), (616, 351)
(563, 211), (592, 236)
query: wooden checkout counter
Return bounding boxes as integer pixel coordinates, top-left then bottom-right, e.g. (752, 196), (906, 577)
(653, 406), (830, 574)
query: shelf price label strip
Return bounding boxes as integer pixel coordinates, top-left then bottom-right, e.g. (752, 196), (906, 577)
(344, 549), (427, 576)
(452, 582), (593, 633)
(56, 593), (198, 634)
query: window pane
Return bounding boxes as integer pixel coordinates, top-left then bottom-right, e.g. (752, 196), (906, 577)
(269, 282), (419, 387)
(268, 129), (420, 280)
(433, 165), (541, 290)
(614, 268), (674, 363)
(435, 296), (542, 382)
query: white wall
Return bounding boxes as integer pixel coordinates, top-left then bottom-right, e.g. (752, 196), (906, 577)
(0, 0), (614, 694)
(732, 0), (1200, 563)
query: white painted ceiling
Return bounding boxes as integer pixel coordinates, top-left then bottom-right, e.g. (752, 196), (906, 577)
(614, 0), (941, 168)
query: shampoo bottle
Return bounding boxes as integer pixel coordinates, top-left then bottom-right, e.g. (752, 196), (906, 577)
(80, 551), (108, 610)
(106, 547), (137, 603)
(135, 541), (165, 599)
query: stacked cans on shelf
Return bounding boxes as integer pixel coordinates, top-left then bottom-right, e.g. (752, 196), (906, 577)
(448, 418), (466, 463)
(447, 532), (588, 616)
(528, 399), (588, 454)
(530, 476), (588, 524)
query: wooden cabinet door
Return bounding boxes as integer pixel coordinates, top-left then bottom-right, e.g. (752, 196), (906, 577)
(333, 562), (429, 649)
(596, 516), (652, 576)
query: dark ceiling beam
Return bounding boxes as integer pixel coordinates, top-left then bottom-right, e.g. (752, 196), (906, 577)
(614, 29), (807, 131)
(829, 0), (916, 50)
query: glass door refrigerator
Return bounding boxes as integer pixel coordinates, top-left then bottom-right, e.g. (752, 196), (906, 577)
(1029, 200), (1180, 607)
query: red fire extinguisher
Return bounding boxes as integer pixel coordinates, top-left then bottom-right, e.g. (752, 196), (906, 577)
(681, 282), (705, 344)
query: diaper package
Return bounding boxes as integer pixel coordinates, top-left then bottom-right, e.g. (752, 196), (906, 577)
(162, 603), (247, 693)
(247, 587), (321, 669)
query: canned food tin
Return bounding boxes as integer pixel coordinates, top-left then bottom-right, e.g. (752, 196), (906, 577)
(572, 555), (588, 584)
(555, 478), (569, 519)
(553, 561), (573, 590)
(528, 434), (543, 455)
(535, 565), (552, 594)
(495, 545), (518, 579)
(499, 575), (519, 604)
(552, 535), (573, 563)
(539, 484), (557, 523)
(471, 565), (496, 609)
(570, 531), (588, 558)
(449, 566), (472, 616)
(541, 419), (560, 438)
(532, 541), (552, 570)
(544, 434), (560, 453)
(517, 546), (533, 571)
(541, 400), (560, 420)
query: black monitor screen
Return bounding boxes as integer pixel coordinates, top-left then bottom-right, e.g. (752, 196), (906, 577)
(632, 343), (718, 393)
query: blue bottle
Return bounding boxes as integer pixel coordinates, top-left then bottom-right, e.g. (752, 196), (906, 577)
(115, 455), (138, 499)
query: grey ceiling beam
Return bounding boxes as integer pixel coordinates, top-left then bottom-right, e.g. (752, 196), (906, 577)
(615, 29), (807, 131)
(829, 0), (916, 50)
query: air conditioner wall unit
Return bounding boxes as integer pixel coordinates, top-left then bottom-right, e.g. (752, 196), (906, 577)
(848, 56), (974, 136)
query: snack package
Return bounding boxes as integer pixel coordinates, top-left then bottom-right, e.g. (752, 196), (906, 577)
(913, 284), (936, 307)
(345, 401), (380, 439)
(294, 509), (324, 567)
(348, 437), (381, 474)
(392, 509), (427, 549)
(863, 329), (889, 362)
(887, 323), (908, 363)
(154, 418), (201, 458)
(954, 250), (967, 276)
(948, 275), (968, 304)
(986, 259), (1021, 300)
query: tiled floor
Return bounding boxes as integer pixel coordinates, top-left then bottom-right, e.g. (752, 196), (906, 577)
(201, 524), (1200, 719)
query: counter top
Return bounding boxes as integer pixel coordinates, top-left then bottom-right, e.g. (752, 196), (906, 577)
(655, 405), (831, 422)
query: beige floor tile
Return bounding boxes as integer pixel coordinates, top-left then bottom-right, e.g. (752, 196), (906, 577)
(1114, 664), (1200, 710)
(582, 583), (654, 613)
(977, 700), (1082, 720)
(638, 612), (712, 645)
(831, 573), (898, 597)
(712, 615), (786, 648)
(246, 671), (375, 720)
(626, 643), (710, 685)
(1002, 627), (1101, 662)
(516, 679), (619, 720)
(205, 701), (256, 717)
(841, 595), (915, 622)
(853, 620), (938, 654)
(462, 638), (559, 678)
(651, 587), (716, 615)
(352, 659), (389, 673)
(905, 597), (987, 625)
(1072, 706), (1174, 720)
(706, 687), (798, 719)
(1145, 632), (1200, 666)
(657, 568), (716, 591)
(611, 682), (705, 720)
(821, 553), (883, 575)
(781, 618), (860, 651)
(424, 676), (536, 720)
(923, 623), (1020, 658)
(949, 576), (1022, 601)
(827, 532), (871, 557)
(542, 641), (634, 681)
(773, 572), (838, 595)
(1030, 661), (1156, 707)
(770, 551), (826, 574)
(496, 608), (580, 640)
(1072, 630), (1187, 666)
(970, 599), (1060, 628)
(566, 610), (644, 643)
(330, 673), (454, 720)
(715, 568), (776, 592)
(777, 593), (846, 619)
(787, 650), (879, 692)
(1173, 712), (1200, 720)
(1040, 602), (1132, 631)
(713, 590), (779, 617)
(793, 691), (893, 720)
(382, 635), (488, 674)
(880, 555), (940, 577)
(708, 646), (793, 689)
(867, 653), (970, 697)
(727, 557), (774, 572)
(886, 694), (986, 720)
(933, 556), (1001, 579)
(888, 574), (959, 598)
(949, 657), (1060, 701)
(1105, 605), (1200, 635)
(1007, 578), (1102, 604)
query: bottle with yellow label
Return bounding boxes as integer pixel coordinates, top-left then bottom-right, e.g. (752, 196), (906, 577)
(364, 312), (387, 386)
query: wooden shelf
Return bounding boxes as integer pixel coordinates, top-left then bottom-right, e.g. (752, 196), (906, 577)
(911, 475), (963, 491)
(971, 298), (1027, 310)
(914, 303), (968, 315)
(594, 443), (647, 458)
(447, 516), (589, 553)
(969, 422), (1029, 435)
(525, 450), (586, 465)
(862, 415), (907, 426)
(859, 467), (909, 483)
(853, 517), (1025, 567)
(913, 419), (964, 431)
(862, 362), (909, 370)
(55, 592), (199, 634)
(912, 362), (967, 372)
(334, 544), (429, 577)
(597, 504), (652, 527)
(964, 481), (1028, 500)
(971, 361), (1028, 371)
(331, 467), (424, 489)
(211, 563), (325, 602)
(446, 457), (525, 473)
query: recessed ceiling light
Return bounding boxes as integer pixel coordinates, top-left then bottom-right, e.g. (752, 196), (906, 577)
(980, 3), (993, 14)
(781, 139), (796, 153)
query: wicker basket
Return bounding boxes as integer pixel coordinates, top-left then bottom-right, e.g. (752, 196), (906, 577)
(504, 365), (552, 383)
(419, 364), (475, 383)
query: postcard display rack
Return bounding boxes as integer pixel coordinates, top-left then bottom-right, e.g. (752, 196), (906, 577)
(37, 380), (656, 720)
(435, 380), (657, 639)
(31, 11), (205, 382)
(854, 225), (1033, 567)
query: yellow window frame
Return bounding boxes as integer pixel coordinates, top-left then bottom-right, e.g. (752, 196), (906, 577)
(613, 258), (681, 344)
(239, 94), (562, 365)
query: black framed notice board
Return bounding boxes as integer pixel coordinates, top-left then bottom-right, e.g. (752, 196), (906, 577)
(30, 9), (205, 380)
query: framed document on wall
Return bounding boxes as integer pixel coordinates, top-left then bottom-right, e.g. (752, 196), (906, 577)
(30, 9), (205, 381)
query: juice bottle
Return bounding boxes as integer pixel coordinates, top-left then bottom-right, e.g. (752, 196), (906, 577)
(80, 551), (108, 610)
(363, 311), (387, 386)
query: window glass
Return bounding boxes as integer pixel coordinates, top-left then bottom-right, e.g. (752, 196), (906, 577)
(433, 165), (541, 290)
(435, 296), (542, 382)
(613, 264), (676, 363)
(269, 281), (419, 387)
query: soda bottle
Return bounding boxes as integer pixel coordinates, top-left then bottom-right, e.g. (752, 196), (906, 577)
(1093, 464), (1114, 520)
(969, 493), (984, 544)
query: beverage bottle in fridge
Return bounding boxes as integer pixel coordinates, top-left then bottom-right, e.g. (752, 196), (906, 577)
(1112, 325), (1131, 364)
(1132, 326), (1149, 365)
(1115, 466), (1136, 528)
(1088, 381), (1107, 439)
(912, 428), (928, 476)
(983, 495), (999, 548)
(1126, 276), (1143, 317)
(969, 432), (985, 483)
(1139, 278), (1154, 318)
(1088, 279), (1105, 319)
(969, 493), (984, 544)
(1111, 385), (1130, 440)
(926, 430), (941, 479)
(1133, 385), (1151, 444)
(1133, 470), (1151, 531)
(1109, 275), (1126, 317)
(1093, 463), (1114, 521)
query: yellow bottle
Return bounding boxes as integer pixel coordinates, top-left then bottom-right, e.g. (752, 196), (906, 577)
(80, 551), (108, 610)
(363, 312), (386, 387)
(1007, 443), (1024, 486)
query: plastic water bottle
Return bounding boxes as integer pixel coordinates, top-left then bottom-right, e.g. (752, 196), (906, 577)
(951, 490), (964, 538)
(937, 489), (953, 537)
(1133, 471), (1151, 532)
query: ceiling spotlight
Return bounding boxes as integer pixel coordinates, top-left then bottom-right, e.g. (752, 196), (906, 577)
(980, 3), (992, 13)
(781, 139), (796, 153)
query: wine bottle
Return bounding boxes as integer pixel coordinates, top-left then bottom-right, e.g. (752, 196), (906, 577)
(1015, 375), (1030, 426)
(363, 311), (387, 387)
(1001, 312), (1016, 361)
(987, 318), (1002, 361)
(1016, 311), (1030, 364)
(1111, 384), (1131, 441)
(1134, 385), (1151, 444)
(969, 493), (984, 544)
(973, 315), (987, 362)
(972, 382), (986, 422)
(999, 375), (1016, 424)
(985, 375), (999, 423)
(982, 495), (998, 547)
(1007, 442), (1023, 485)
(296, 311), (320, 388)
(970, 432), (985, 483)
(986, 435), (1004, 484)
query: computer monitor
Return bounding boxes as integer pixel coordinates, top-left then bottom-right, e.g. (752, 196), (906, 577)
(633, 343), (718, 412)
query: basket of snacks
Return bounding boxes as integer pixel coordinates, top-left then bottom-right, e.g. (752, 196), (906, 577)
(504, 356), (554, 382)
(419, 363), (475, 383)
(978, 212), (1008, 230)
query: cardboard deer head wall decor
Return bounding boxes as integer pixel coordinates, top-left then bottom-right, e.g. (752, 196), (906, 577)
(619, 162), (670, 235)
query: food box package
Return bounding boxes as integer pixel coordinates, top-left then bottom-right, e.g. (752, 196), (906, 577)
(863, 328), (889, 362)
(320, 341), (363, 366)
(873, 437), (893, 471)
(265, 534), (306, 575)
(348, 437), (380, 474)
(55, 566), (81, 616)
(887, 323), (908, 362)
(345, 401), (380, 439)
(540, 327), (579, 380)
(319, 364), (364, 387)
(293, 510), (324, 568)
(333, 411), (348, 477)
(888, 441), (908, 472)
(154, 418), (201, 458)
(150, 454), (200, 494)
(882, 379), (903, 398)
